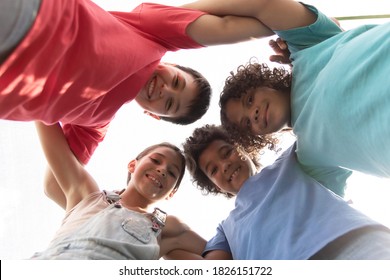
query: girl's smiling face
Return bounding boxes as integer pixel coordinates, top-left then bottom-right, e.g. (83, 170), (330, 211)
(198, 140), (256, 196)
(129, 146), (183, 201)
(225, 87), (291, 135)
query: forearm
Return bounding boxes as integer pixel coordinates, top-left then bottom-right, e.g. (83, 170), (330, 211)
(35, 122), (76, 168)
(165, 249), (232, 260)
(183, 0), (273, 46)
(35, 122), (87, 193)
(43, 167), (67, 210)
(183, 0), (317, 31)
(182, 0), (264, 18)
(164, 249), (204, 260)
(186, 13), (273, 46)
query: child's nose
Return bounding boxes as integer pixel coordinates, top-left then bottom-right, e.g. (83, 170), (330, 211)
(159, 85), (173, 98)
(223, 162), (231, 173)
(157, 168), (166, 177)
(251, 108), (259, 123)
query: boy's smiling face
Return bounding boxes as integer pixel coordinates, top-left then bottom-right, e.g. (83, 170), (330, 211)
(198, 139), (256, 196)
(135, 63), (198, 119)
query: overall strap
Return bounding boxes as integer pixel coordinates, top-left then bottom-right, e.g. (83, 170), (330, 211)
(150, 208), (167, 235)
(104, 190), (167, 235)
(103, 190), (121, 204)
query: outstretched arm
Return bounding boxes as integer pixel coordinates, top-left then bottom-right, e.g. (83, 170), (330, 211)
(184, 12), (274, 46)
(43, 168), (67, 209)
(182, 0), (316, 45)
(35, 122), (99, 211)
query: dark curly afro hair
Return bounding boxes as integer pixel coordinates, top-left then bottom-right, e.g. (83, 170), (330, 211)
(220, 58), (291, 155)
(182, 124), (260, 198)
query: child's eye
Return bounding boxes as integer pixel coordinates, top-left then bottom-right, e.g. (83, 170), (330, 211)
(151, 158), (159, 164)
(168, 170), (177, 179)
(223, 148), (233, 159)
(226, 148), (233, 156)
(173, 76), (179, 88)
(210, 167), (217, 176)
(246, 118), (251, 128)
(165, 98), (173, 112)
(247, 95), (253, 106)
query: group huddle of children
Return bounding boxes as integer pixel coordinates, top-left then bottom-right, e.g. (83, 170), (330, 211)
(1, 0), (389, 260)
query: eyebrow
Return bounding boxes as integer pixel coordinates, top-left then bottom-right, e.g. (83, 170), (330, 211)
(173, 75), (187, 114)
(180, 73), (187, 91)
(174, 99), (180, 115)
(155, 152), (180, 174)
(204, 145), (229, 175)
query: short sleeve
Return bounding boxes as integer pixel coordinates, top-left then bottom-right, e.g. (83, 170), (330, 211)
(62, 122), (110, 164)
(110, 3), (206, 51)
(202, 224), (231, 257)
(275, 4), (342, 53)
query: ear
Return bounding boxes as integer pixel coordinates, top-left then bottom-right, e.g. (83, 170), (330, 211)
(144, 110), (161, 120)
(165, 188), (178, 200)
(128, 159), (137, 173)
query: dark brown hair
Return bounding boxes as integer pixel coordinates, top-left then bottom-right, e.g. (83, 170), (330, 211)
(220, 59), (291, 154)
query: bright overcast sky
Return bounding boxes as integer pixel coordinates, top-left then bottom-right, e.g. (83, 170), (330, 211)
(0, 0), (389, 259)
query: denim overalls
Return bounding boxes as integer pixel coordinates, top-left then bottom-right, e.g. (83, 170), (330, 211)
(31, 191), (165, 259)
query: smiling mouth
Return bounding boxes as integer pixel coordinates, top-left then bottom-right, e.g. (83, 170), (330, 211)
(147, 174), (163, 189)
(228, 166), (241, 182)
(261, 103), (269, 129)
(147, 77), (157, 100)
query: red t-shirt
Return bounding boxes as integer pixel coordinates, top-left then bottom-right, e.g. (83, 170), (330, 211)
(0, 0), (204, 163)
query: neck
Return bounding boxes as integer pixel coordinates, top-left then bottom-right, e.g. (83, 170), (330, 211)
(120, 188), (151, 213)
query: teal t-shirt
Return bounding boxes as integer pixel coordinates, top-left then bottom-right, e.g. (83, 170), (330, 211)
(275, 4), (390, 196)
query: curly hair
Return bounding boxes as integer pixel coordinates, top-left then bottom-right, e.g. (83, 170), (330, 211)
(182, 124), (260, 199)
(219, 58), (291, 155)
(160, 65), (211, 125)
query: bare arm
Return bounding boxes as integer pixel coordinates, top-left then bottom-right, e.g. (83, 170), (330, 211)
(165, 249), (232, 260)
(35, 122), (99, 211)
(160, 215), (207, 258)
(185, 14), (274, 46)
(183, 0), (316, 35)
(43, 167), (67, 209)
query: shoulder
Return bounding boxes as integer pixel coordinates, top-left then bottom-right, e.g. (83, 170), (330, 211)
(163, 215), (190, 237)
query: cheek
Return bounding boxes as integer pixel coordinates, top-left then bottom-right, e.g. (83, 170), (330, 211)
(168, 178), (179, 189)
(225, 102), (240, 125)
(211, 176), (222, 190)
(251, 124), (262, 135)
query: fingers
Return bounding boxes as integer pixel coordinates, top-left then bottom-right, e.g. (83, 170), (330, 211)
(269, 37), (288, 51)
(268, 37), (291, 65)
(269, 54), (291, 65)
(269, 54), (284, 62)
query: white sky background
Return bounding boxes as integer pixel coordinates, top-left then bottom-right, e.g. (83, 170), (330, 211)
(0, 0), (389, 259)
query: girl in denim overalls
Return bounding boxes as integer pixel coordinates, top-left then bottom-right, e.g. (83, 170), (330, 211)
(31, 122), (205, 259)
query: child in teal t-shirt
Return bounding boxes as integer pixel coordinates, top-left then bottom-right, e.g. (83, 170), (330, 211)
(217, 1), (390, 197)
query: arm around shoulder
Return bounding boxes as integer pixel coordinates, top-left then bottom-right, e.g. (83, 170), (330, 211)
(183, 0), (317, 34)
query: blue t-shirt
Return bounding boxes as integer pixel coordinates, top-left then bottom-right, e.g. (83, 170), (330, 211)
(275, 4), (390, 196)
(203, 144), (381, 259)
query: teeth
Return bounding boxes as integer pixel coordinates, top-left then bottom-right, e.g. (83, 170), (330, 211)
(148, 78), (156, 99)
(148, 174), (162, 188)
(229, 167), (240, 182)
